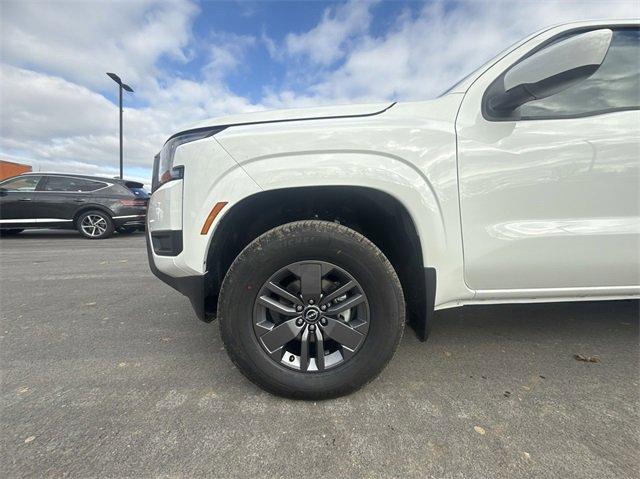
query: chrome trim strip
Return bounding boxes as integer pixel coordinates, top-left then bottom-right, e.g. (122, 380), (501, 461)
(113, 214), (145, 219)
(0, 218), (73, 223)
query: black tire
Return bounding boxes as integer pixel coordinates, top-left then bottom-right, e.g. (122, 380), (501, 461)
(117, 226), (138, 234)
(0, 229), (24, 236)
(76, 210), (114, 239)
(218, 220), (405, 399)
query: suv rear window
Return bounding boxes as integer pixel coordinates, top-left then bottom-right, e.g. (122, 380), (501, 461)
(43, 177), (107, 192)
(128, 187), (149, 198)
(123, 181), (149, 198)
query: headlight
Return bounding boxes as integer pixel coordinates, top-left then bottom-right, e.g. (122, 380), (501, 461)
(152, 128), (223, 192)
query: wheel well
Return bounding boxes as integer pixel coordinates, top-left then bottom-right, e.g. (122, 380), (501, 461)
(73, 206), (114, 226)
(206, 186), (427, 328)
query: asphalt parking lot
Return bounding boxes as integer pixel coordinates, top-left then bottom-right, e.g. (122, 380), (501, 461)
(1, 230), (638, 478)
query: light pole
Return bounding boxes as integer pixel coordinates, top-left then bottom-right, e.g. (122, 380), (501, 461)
(106, 73), (133, 179)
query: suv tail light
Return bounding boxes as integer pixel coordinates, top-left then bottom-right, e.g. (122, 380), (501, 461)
(152, 128), (223, 192)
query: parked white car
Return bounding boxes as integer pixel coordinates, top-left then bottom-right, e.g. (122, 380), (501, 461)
(147, 20), (639, 398)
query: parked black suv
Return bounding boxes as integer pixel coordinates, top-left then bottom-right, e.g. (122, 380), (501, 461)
(0, 173), (148, 239)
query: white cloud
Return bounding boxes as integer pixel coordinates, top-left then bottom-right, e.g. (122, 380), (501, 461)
(267, 0), (640, 104)
(0, 0), (198, 91)
(0, 65), (162, 173)
(204, 33), (257, 81)
(0, 65), (264, 176)
(0, 0), (265, 179)
(284, 1), (377, 66)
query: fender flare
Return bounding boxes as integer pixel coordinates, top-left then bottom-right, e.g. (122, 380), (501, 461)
(237, 149), (448, 267)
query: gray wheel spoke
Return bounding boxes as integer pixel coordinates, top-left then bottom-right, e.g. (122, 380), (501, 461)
(327, 293), (365, 315)
(314, 327), (325, 371)
(259, 318), (303, 352)
(299, 263), (322, 302)
(299, 327), (310, 371)
(257, 295), (299, 316)
(341, 345), (356, 361)
(253, 260), (369, 373)
(81, 215), (108, 237)
(265, 281), (302, 306)
(320, 280), (356, 305)
(321, 317), (364, 351)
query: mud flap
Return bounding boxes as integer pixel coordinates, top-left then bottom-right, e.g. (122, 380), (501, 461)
(409, 267), (436, 342)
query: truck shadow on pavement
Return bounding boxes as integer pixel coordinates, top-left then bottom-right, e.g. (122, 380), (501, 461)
(428, 299), (639, 344)
(194, 299), (639, 398)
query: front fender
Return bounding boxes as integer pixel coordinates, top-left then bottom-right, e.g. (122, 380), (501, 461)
(214, 97), (472, 306)
(240, 150), (446, 269)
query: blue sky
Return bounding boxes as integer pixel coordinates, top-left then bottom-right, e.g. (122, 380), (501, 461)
(1, 0), (637, 183)
(183, 1), (422, 104)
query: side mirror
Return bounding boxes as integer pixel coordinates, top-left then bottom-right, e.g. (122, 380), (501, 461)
(488, 29), (612, 115)
(0, 188), (7, 197)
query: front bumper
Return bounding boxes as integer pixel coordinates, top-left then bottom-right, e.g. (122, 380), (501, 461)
(145, 137), (262, 323)
(146, 231), (209, 322)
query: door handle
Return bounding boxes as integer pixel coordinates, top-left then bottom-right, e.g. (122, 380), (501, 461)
(73, 199), (87, 203)
(18, 198), (32, 202)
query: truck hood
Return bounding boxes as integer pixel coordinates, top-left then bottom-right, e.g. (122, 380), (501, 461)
(184, 102), (396, 131)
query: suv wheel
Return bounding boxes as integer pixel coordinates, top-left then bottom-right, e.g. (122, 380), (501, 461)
(218, 220), (405, 399)
(77, 210), (114, 239)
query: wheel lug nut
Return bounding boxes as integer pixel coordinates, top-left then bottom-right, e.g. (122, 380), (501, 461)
(320, 304), (327, 311)
(308, 299), (315, 305)
(320, 318), (328, 326)
(309, 324), (316, 332)
(296, 318), (303, 326)
(296, 305), (303, 312)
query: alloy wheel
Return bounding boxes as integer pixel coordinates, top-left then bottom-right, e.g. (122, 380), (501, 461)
(81, 214), (108, 238)
(253, 261), (370, 372)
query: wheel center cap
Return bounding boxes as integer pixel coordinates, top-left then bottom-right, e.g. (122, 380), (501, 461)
(304, 306), (320, 323)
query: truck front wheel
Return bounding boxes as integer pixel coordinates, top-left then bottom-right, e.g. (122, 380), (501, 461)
(217, 220), (405, 399)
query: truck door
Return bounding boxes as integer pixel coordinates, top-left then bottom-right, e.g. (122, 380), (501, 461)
(456, 27), (639, 292)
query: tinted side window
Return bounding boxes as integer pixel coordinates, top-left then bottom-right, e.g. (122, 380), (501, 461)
(519, 28), (640, 118)
(1, 176), (41, 191)
(43, 177), (107, 192)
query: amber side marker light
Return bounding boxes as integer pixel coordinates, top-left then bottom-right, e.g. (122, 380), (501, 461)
(201, 201), (228, 235)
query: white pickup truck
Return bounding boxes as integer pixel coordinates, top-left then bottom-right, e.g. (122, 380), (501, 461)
(147, 20), (639, 398)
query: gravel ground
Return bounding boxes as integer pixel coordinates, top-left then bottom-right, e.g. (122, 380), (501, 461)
(1, 230), (638, 478)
